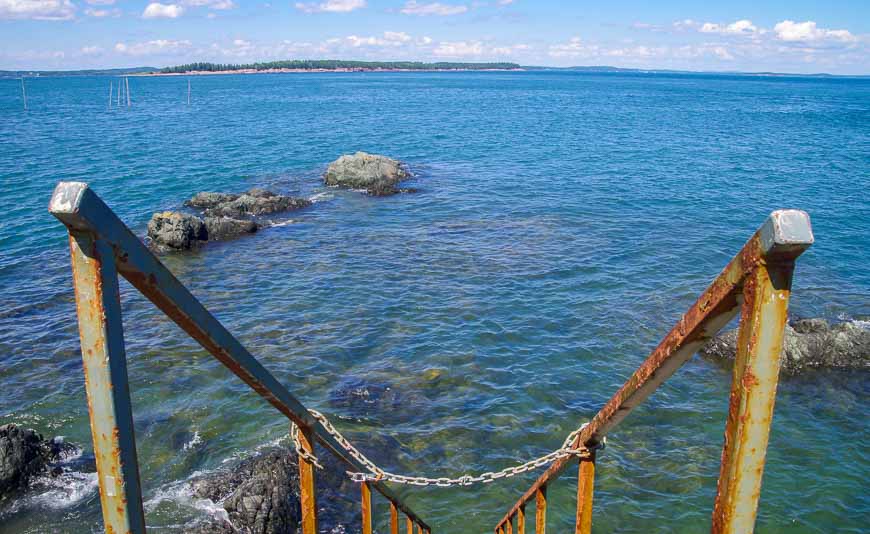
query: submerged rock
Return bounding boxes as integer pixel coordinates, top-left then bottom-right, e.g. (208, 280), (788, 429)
(700, 318), (869, 373)
(203, 216), (258, 241)
(324, 152), (411, 196)
(185, 189), (311, 218)
(0, 424), (77, 502)
(189, 446), (358, 533)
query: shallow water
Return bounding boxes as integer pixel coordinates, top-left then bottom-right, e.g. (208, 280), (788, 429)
(0, 71), (868, 533)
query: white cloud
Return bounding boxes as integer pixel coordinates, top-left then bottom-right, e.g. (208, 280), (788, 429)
(115, 39), (192, 55)
(345, 31), (412, 47)
(294, 0), (365, 13)
(142, 3), (184, 18)
(432, 40), (483, 56)
(81, 45), (103, 54)
(0, 0), (75, 20)
(773, 20), (856, 43)
(85, 0), (114, 4)
(184, 0), (236, 8)
(672, 19), (698, 31)
(498, 0), (514, 4)
(699, 19), (759, 36)
(85, 7), (120, 17)
(400, 1), (467, 16)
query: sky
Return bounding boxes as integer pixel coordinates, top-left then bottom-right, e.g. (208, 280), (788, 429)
(1, 0), (868, 74)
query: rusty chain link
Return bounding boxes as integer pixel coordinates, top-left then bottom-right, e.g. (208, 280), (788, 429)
(291, 409), (605, 488)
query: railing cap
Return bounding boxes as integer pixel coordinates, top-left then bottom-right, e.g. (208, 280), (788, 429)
(49, 181), (89, 214)
(760, 210), (813, 258)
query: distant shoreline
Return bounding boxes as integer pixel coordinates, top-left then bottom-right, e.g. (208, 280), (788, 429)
(143, 67), (526, 76)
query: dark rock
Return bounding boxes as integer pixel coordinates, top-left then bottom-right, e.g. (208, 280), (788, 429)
(147, 211), (208, 250)
(185, 192), (239, 210)
(324, 152), (411, 196)
(190, 446), (358, 534)
(204, 217), (258, 241)
(0, 424), (76, 501)
(329, 377), (403, 418)
(700, 318), (869, 373)
(186, 189), (311, 218)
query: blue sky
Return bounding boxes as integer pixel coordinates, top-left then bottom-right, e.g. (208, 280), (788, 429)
(1, 0), (868, 73)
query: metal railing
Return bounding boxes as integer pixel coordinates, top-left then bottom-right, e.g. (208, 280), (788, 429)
(49, 182), (432, 534)
(493, 210), (813, 534)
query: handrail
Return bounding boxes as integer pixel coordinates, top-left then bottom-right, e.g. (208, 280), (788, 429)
(495, 209), (813, 534)
(49, 182), (431, 534)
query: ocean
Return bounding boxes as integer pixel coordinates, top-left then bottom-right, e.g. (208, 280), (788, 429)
(0, 71), (867, 532)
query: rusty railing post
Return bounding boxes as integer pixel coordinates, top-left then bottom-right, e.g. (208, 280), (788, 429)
(65, 231), (145, 533)
(417, 523), (424, 534)
(297, 425), (318, 534)
(711, 210), (813, 534)
(390, 501), (400, 534)
(361, 481), (373, 534)
(407, 515), (414, 534)
(574, 451), (596, 534)
(517, 504), (526, 534)
(506, 516), (513, 534)
(535, 486), (546, 534)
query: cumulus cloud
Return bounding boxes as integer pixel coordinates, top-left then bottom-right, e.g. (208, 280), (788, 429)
(115, 39), (192, 55)
(699, 19), (759, 36)
(142, 3), (184, 18)
(294, 0), (365, 13)
(0, 0), (75, 20)
(773, 20), (856, 43)
(85, 7), (120, 16)
(400, 1), (468, 16)
(345, 31), (413, 47)
(433, 40), (483, 56)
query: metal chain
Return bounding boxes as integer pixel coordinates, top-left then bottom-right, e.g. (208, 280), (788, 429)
(290, 421), (324, 469)
(291, 409), (605, 488)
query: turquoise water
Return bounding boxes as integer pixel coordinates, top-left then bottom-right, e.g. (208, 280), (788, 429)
(0, 71), (868, 533)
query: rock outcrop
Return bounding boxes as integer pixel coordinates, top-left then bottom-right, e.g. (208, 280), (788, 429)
(147, 212), (258, 250)
(188, 446), (358, 533)
(324, 152), (412, 196)
(700, 318), (869, 373)
(0, 424), (76, 502)
(186, 189), (311, 218)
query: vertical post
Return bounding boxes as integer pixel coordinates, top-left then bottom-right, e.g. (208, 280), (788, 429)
(406, 514), (414, 534)
(361, 481), (373, 534)
(390, 502), (399, 534)
(296, 425), (318, 534)
(117, 80), (120, 107)
(21, 77), (27, 110)
(187, 78), (191, 105)
(535, 486), (547, 534)
(506, 517), (513, 534)
(108, 82), (113, 108)
(574, 452), (596, 534)
(417, 523), (424, 534)
(126, 77), (131, 107)
(711, 260), (795, 533)
(517, 504), (526, 534)
(67, 232), (145, 533)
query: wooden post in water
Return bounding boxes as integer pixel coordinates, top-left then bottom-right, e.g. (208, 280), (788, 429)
(21, 78), (27, 110)
(116, 80), (121, 107)
(108, 81), (113, 108)
(126, 77), (131, 107)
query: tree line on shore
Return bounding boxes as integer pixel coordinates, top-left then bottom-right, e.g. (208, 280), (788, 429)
(159, 60), (522, 73)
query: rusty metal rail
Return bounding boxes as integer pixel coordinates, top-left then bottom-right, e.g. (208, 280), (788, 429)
(494, 209), (813, 534)
(49, 182), (432, 534)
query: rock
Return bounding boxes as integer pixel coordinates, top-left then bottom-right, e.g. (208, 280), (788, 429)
(324, 152), (411, 196)
(700, 318), (870, 373)
(204, 217), (258, 241)
(147, 211), (208, 250)
(190, 446), (358, 533)
(0, 424), (76, 501)
(186, 189), (311, 218)
(185, 192), (239, 211)
(329, 377), (403, 418)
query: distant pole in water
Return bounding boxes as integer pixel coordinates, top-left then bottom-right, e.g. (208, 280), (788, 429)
(108, 81), (113, 108)
(117, 80), (121, 107)
(20, 78), (27, 111)
(126, 77), (131, 107)
(187, 79), (191, 106)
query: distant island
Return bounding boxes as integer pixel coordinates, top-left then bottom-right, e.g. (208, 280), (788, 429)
(155, 60), (523, 75)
